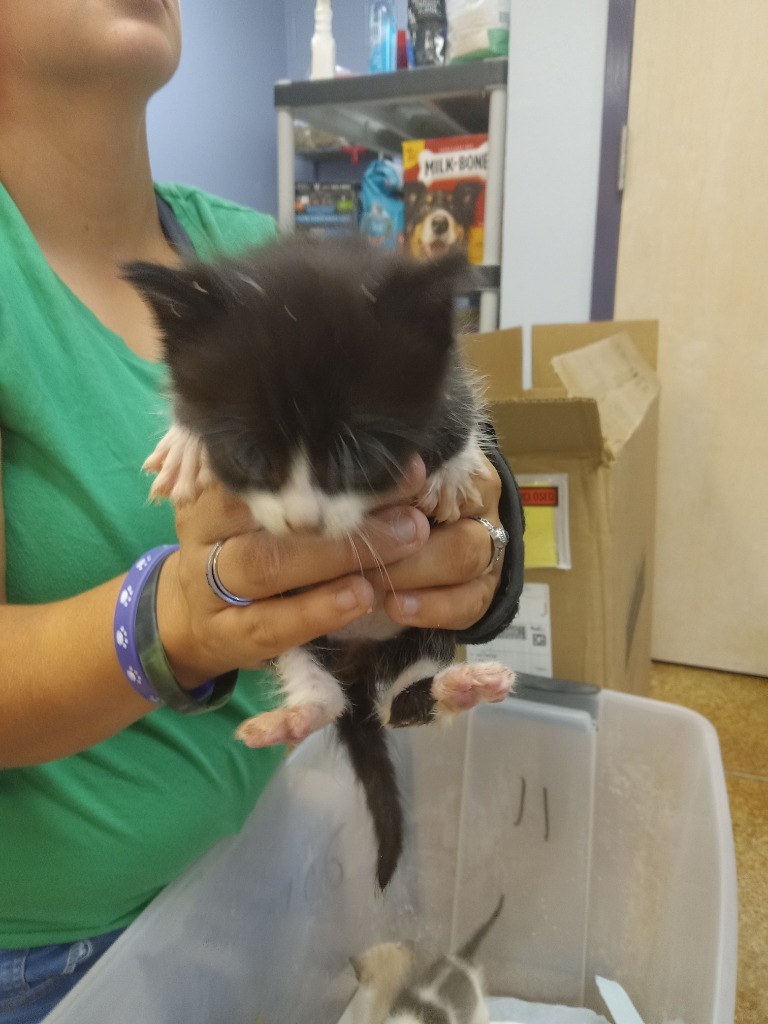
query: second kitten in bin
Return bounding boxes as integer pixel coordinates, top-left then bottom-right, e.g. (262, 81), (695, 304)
(351, 894), (505, 1024)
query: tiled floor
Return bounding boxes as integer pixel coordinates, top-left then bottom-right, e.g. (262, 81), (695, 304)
(649, 662), (768, 1024)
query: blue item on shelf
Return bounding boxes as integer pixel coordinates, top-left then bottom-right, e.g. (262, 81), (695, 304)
(360, 159), (404, 250)
(369, 0), (397, 73)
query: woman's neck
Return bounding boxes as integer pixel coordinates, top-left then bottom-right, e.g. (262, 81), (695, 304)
(0, 84), (181, 361)
(0, 85), (165, 264)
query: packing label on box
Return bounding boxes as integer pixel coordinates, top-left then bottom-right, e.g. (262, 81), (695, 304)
(516, 473), (571, 569)
(467, 582), (553, 677)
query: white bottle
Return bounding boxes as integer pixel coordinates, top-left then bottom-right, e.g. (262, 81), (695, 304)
(310, 0), (336, 80)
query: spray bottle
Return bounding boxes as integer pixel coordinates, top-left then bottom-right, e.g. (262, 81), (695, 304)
(311, 0), (336, 80)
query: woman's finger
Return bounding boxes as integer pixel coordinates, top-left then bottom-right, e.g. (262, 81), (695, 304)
(203, 574), (379, 671)
(382, 575), (498, 632)
(370, 518), (493, 592)
(192, 505), (429, 605)
(370, 453), (507, 632)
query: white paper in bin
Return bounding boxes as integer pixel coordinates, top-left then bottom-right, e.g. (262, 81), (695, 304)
(43, 692), (737, 1024)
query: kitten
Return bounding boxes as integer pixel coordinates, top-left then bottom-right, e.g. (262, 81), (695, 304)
(351, 895), (505, 1024)
(350, 940), (416, 1024)
(125, 236), (514, 888)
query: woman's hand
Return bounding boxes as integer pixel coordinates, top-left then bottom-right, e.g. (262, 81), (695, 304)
(155, 453), (504, 686)
(372, 454), (505, 632)
(156, 459), (433, 685)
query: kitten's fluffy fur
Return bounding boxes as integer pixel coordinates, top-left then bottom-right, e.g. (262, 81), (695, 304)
(125, 237), (513, 889)
(352, 895), (505, 1024)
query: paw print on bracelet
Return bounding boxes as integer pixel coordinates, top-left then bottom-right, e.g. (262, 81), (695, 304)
(113, 546), (178, 704)
(125, 664), (160, 702)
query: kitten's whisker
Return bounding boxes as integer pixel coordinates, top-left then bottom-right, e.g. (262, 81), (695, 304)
(343, 424), (411, 491)
(366, 439), (406, 488)
(354, 526), (399, 605)
(355, 417), (423, 448)
(345, 531), (367, 579)
(345, 443), (376, 496)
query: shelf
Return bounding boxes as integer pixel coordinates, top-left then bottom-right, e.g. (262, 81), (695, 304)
(274, 59), (507, 157)
(274, 59), (508, 331)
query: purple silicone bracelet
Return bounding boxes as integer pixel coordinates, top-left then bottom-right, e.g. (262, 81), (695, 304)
(113, 545), (179, 704)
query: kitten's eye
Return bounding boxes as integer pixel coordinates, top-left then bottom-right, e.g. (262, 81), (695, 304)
(231, 444), (268, 480)
(207, 431), (274, 491)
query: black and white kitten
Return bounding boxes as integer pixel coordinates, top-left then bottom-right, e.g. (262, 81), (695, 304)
(351, 895), (505, 1023)
(125, 237), (514, 889)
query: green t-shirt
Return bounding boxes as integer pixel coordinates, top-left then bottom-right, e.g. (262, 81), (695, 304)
(0, 181), (285, 947)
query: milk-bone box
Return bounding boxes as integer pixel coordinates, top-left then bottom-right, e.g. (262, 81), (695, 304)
(402, 133), (488, 265)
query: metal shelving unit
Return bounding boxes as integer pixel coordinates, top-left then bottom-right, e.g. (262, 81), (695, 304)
(274, 59), (508, 331)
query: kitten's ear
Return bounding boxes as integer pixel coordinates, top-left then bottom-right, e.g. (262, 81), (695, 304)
(122, 261), (227, 339)
(377, 251), (473, 339)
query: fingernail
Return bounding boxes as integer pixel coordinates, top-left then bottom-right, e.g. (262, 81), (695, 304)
(384, 510), (418, 543)
(399, 595), (420, 617)
(336, 584), (370, 612)
(406, 454), (425, 478)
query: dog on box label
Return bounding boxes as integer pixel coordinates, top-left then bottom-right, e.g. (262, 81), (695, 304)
(405, 181), (483, 262)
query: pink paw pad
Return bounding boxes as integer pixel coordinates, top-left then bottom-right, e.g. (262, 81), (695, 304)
(235, 704), (336, 748)
(432, 661), (515, 713)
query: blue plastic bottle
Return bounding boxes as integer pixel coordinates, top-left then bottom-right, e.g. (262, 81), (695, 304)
(369, 0), (397, 73)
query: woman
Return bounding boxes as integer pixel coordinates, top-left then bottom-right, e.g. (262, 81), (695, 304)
(0, 3), (523, 1021)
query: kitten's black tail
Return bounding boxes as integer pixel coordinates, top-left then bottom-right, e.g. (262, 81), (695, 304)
(335, 691), (403, 891)
(457, 894), (505, 962)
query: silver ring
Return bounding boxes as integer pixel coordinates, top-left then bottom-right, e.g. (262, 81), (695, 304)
(205, 540), (253, 606)
(469, 516), (510, 573)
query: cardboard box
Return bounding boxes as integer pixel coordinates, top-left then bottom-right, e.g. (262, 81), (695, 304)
(462, 321), (660, 696)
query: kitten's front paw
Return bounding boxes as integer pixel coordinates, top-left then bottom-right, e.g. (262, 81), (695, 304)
(417, 471), (481, 523)
(431, 661), (515, 716)
(416, 442), (492, 523)
(143, 423), (212, 505)
(235, 703), (337, 747)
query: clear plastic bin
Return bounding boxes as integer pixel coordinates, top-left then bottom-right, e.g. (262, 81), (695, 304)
(45, 687), (738, 1024)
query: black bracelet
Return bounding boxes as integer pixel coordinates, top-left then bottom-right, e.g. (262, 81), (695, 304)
(134, 554), (238, 715)
(455, 441), (526, 646)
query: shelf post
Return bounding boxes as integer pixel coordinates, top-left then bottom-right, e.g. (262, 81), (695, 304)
(479, 82), (508, 332)
(276, 99), (295, 233)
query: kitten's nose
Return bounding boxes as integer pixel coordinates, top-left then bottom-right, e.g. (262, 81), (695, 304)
(281, 456), (323, 531)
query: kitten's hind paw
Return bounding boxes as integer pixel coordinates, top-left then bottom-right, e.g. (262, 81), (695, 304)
(432, 661), (515, 716)
(235, 703), (337, 748)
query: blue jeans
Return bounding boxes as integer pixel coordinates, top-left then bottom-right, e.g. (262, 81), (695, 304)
(0, 929), (123, 1024)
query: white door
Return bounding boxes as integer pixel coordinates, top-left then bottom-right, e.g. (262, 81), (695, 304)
(614, 1), (768, 674)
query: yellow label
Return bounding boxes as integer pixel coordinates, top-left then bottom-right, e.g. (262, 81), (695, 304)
(523, 505), (559, 568)
(402, 138), (426, 172)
